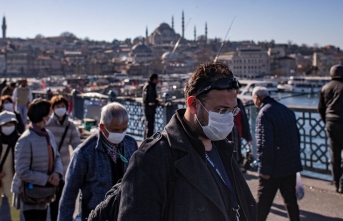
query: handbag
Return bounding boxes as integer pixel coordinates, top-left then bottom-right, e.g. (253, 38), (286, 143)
(20, 182), (56, 204)
(20, 143), (57, 204)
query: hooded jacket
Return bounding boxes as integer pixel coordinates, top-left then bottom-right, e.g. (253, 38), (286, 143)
(118, 109), (256, 221)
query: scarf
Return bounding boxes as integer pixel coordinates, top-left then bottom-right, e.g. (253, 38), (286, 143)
(29, 123), (54, 174)
(100, 132), (118, 163)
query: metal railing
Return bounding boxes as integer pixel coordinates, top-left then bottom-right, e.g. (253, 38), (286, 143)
(32, 91), (331, 175)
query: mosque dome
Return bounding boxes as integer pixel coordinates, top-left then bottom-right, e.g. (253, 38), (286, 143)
(157, 23), (173, 32)
(131, 43), (152, 54)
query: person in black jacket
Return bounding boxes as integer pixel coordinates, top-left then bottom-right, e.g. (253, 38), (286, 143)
(234, 97), (253, 165)
(252, 86), (302, 221)
(142, 74), (162, 139)
(318, 64), (343, 194)
(118, 62), (257, 221)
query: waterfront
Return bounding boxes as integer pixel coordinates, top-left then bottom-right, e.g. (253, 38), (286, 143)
(276, 92), (320, 107)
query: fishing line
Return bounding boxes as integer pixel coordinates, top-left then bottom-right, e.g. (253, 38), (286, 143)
(214, 16), (236, 62)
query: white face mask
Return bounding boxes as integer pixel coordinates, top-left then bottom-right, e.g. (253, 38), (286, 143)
(196, 102), (234, 141)
(104, 125), (126, 144)
(1, 125), (15, 136)
(54, 108), (66, 117)
(3, 103), (14, 112)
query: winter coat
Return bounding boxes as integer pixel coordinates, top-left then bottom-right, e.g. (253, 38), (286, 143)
(118, 109), (257, 221)
(46, 114), (81, 176)
(11, 128), (63, 211)
(58, 131), (138, 221)
(318, 79), (343, 123)
(142, 81), (158, 115)
(237, 98), (252, 141)
(255, 96), (303, 178)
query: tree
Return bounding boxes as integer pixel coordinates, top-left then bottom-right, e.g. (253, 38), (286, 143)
(35, 34), (45, 39)
(60, 32), (76, 38)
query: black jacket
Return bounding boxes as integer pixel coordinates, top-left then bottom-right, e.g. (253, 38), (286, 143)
(118, 109), (257, 221)
(255, 96), (302, 178)
(318, 79), (343, 123)
(142, 81), (158, 115)
(237, 98), (252, 141)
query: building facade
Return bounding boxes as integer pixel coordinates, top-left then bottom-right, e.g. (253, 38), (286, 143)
(218, 48), (270, 78)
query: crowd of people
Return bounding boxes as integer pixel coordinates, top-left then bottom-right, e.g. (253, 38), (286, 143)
(0, 63), (342, 221)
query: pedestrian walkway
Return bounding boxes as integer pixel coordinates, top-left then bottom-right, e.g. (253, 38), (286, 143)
(244, 171), (343, 221)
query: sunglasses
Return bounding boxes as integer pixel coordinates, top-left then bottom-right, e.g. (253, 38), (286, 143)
(196, 77), (240, 97)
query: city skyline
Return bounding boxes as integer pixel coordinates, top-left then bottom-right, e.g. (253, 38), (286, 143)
(2, 0), (343, 48)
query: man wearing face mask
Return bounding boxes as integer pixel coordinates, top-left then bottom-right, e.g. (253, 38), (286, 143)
(252, 86), (302, 221)
(46, 95), (81, 221)
(0, 111), (21, 220)
(58, 102), (138, 221)
(12, 79), (32, 126)
(118, 62), (256, 221)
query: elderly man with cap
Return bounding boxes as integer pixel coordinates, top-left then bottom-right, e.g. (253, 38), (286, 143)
(0, 111), (21, 220)
(318, 64), (343, 193)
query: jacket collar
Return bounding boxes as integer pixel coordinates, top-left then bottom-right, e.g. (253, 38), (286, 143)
(260, 96), (274, 109)
(52, 114), (69, 126)
(164, 109), (232, 219)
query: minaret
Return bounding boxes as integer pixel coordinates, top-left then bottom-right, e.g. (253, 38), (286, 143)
(194, 26), (196, 41)
(171, 16), (174, 30)
(145, 26), (148, 44)
(182, 11), (184, 38)
(205, 22), (208, 43)
(2, 16), (6, 39)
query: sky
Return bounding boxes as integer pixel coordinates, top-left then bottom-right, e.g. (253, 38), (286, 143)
(2, 0), (343, 48)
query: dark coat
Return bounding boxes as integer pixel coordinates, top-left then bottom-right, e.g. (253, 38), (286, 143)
(142, 81), (158, 115)
(318, 79), (343, 123)
(255, 96), (302, 178)
(118, 109), (256, 221)
(237, 98), (252, 141)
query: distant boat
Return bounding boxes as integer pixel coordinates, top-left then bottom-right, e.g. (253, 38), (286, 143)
(277, 76), (330, 93)
(238, 79), (279, 96)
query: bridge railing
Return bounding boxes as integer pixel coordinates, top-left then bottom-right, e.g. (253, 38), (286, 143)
(32, 91), (330, 175)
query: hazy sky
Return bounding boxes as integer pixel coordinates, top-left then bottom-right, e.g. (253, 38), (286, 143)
(2, 0), (342, 48)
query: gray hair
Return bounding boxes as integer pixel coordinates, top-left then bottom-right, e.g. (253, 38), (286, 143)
(100, 102), (128, 125)
(252, 86), (270, 99)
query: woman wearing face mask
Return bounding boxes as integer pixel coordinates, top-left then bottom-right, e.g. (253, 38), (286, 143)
(46, 95), (81, 221)
(0, 111), (21, 220)
(1, 95), (25, 134)
(11, 98), (63, 221)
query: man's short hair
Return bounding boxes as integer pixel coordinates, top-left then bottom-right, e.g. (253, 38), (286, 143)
(252, 86), (270, 98)
(28, 98), (51, 123)
(100, 102), (128, 125)
(184, 62), (234, 101)
(50, 95), (69, 110)
(149, 74), (158, 82)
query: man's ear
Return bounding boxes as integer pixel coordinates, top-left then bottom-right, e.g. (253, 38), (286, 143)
(187, 96), (198, 115)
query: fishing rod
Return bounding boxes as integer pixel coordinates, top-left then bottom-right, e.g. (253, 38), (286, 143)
(162, 17), (192, 75)
(213, 16), (236, 63)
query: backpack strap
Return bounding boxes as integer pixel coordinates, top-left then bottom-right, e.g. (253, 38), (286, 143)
(0, 144), (12, 172)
